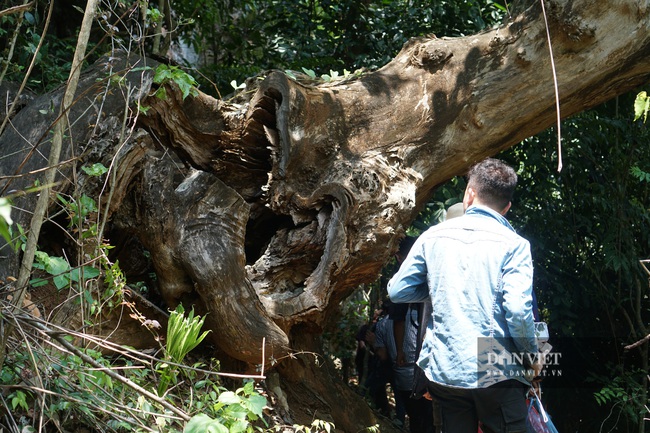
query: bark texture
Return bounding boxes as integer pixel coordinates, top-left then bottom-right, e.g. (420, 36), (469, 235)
(2, 1), (650, 430)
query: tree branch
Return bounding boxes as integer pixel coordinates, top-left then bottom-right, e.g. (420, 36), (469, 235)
(0, 0), (99, 368)
(624, 334), (650, 351)
(0, 1), (34, 18)
(19, 313), (191, 421)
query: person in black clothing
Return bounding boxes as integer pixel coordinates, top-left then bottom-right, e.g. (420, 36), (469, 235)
(359, 301), (392, 417)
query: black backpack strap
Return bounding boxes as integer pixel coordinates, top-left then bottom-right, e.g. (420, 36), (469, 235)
(414, 302), (431, 355)
(410, 301), (432, 400)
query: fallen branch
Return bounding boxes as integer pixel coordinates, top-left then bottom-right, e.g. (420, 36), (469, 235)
(1, 305), (274, 426)
(16, 311), (191, 422)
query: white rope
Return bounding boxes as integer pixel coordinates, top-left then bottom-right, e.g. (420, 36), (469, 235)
(539, 0), (563, 172)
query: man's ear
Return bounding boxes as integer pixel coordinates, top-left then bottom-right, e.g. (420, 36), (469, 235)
(500, 202), (512, 216)
(463, 186), (475, 210)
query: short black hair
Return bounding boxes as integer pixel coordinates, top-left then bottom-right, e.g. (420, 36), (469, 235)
(467, 158), (517, 210)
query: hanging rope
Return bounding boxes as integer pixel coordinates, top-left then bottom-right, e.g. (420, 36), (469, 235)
(539, 0), (563, 172)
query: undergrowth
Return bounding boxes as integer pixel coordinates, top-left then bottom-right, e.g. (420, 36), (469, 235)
(0, 304), (335, 433)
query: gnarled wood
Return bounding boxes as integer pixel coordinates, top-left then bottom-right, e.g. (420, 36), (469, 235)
(5, 0), (647, 363)
(2, 1), (650, 430)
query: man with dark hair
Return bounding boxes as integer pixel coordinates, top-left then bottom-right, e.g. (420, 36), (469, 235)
(388, 158), (539, 433)
(465, 157), (517, 211)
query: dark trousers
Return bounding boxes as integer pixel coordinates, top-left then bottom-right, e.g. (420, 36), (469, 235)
(394, 389), (435, 433)
(364, 357), (391, 416)
(426, 379), (527, 433)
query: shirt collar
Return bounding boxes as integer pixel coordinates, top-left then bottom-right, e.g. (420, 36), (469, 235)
(465, 204), (515, 233)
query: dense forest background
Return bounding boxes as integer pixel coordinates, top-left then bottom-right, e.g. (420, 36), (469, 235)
(1, 0), (649, 432)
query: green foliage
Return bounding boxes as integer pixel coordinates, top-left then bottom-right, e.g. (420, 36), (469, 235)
(186, 386), (336, 433)
(166, 304), (211, 364)
(10, 390), (30, 411)
(593, 368), (648, 427)
(102, 258), (126, 310)
(21, 189), (123, 315)
(153, 64), (199, 100)
(0, 196), (14, 249)
(498, 93), (650, 429)
(0, 186), (43, 251)
(323, 290), (370, 375)
(182, 369), (270, 433)
(1, 333), (273, 433)
(23, 186), (127, 314)
(158, 304), (211, 396)
(0, 8), (96, 93)
(2, 0), (506, 98)
(630, 165), (650, 182)
(170, 0), (506, 96)
(2, 344), (113, 429)
(634, 91), (649, 122)
(503, 104), (650, 332)
(291, 419), (335, 433)
(411, 176), (466, 235)
(185, 414), (229, 433)
(81, 162), (109, 177)
(56, 193), (98, 235)
(146, 6), (164, 26)
(30, 250), (100, 290)
(214, 381), (267, 430)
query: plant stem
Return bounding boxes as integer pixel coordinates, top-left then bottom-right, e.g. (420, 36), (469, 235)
(0, 0), (100, 369)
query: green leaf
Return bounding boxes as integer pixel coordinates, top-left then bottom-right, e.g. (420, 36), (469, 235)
(301, 67), (316, 79)
(184, 414), (228, 433)
(81, 163), (108, 177)
(224, 405), (248, 421)
(217, 391), (240, 405)
(0, 219), (12, 249)
(147, 7), (163, 23)
(78, 194), (98, 215)
(153, 65), (172, 84)
(634, 91), (649, 122)
(229, 419), (249, 433)
(154, 87), (168, 100)
(0, 197), (13, 249)
(230, 80), (246, 90)
(242, 380), (255, 395)
(11, 390), (29, 411)
(69, 266), (100, 282)
(246, 393), (267, 417)
(44, 255), (70, 276)
(29, 277), (49, 287)
(153, 64), (198, 100)
(56, 193), (70, 207)
(24, 11), (35, 25)
(53, 273), (71, 290)
(630, 166), (650, 182)
(33, 251), (48, 268)
(178, 80), (193, 99)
